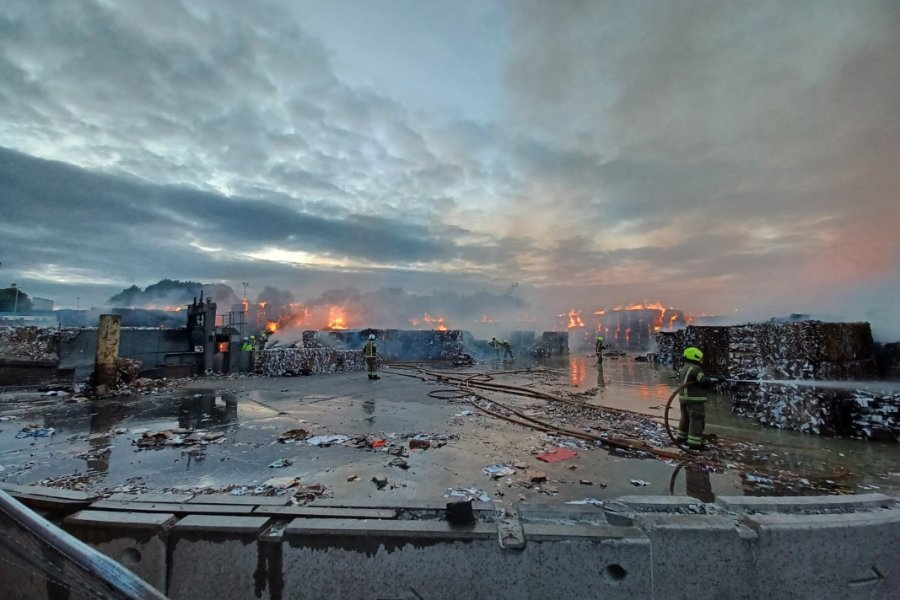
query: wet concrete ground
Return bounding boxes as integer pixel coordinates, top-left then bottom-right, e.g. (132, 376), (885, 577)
(1, 355), (898, 506)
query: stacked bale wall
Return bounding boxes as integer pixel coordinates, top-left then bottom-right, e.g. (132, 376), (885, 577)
(655, 321), (898, 440)
(263, 329), (468, 375)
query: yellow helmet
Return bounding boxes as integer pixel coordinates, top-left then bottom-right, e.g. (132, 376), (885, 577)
(683, 347), (703, 362)
(596, 336), (604, 341)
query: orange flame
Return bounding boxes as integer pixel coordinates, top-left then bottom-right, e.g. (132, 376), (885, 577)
(266, 321), (278, 333)
(559, 309), (584, 329)
(328, 306), (348, 330)
(410, 313), (449, 331)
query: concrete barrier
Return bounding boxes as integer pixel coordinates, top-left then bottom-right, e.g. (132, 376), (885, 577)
(29, 492), (900, 600)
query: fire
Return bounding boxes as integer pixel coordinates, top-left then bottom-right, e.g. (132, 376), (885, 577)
(479, 315), (496, 323)
(328, 306), (348, 330)
(266, 321), (278, 333)
(559, 309), (584, 329)
(163, 305), (183, 312)
(410, 313), (449, 331)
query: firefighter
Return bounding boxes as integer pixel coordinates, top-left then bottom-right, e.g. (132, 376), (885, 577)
(595, 336), (606, 363)
(364, 333), (379, 380)
(489, 337), (500, 359)
(241, 337), (253, 352)
(501, 339), (514, 359)
(677, 347), (716, 450)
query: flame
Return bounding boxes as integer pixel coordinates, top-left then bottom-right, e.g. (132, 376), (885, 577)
(328, 306), (348, 330)
(479, 315), (496, 323)
(266, 321), (278, 333)
(241, 299), (249, 313)
(163, 305), (183, 312)
(410, 313), (449, 331)
(559, 308), (584, 329)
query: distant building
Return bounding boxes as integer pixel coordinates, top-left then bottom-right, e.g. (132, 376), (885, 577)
(31, 297), (54, 311)
(0, 312), (59, 327)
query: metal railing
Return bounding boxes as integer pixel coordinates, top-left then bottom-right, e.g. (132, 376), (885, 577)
(0, 489), (169, 600)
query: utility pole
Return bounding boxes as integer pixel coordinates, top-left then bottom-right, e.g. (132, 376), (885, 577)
(241, 282), (249, 301)
(11, 283), (19, 314)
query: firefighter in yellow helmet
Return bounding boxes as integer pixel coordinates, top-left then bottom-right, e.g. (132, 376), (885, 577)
(676, 347), (716, 450)
(595, 336), (606, 363)
(364, 333), (380, 380)
(501, 339), (514, 359)
(488, 336), (500, 359)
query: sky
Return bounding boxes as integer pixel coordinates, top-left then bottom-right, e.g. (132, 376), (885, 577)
(1, 0), (899, 338)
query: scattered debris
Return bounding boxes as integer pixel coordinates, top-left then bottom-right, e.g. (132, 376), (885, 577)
(535, 448), (578, 463)
(388, 457), (410, 470)
(566, 498), (604, 506)
(278, 429), (309, 443)
(133, 429), (225, 449)
(259, 476), (300, 490)
(16, 425), (56, 438)
(372, 475), (388, 489)
(526, 470), (548, 483)
(347, 474), (359, 482)
(446, 487), (491, 502)
(483, 464), (515, 478)
(306, 434), (351, 446)
(409, 438), (431, 450)
(268, 458), (293, 469)
(630, 479), (651, 486)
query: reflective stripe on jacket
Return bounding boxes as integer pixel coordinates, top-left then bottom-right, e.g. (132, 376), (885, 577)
(679, 363), (708, 402)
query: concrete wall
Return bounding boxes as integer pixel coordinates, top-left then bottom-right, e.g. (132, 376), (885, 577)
(58, 328), (191, 381)
(32, 492), (900, 600)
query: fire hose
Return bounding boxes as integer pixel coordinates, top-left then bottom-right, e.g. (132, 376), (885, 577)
(663, 382), (695, 453)
(388, 362), (687, 460)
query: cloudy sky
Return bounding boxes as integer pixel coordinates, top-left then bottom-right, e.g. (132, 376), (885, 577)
(2, 1), (899, 336)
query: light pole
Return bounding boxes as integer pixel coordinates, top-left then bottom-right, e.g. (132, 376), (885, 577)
(11, 283), (19, 314)
(241, 282), (249, 301)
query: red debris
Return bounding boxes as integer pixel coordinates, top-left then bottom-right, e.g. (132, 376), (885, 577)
(535, 448), (578, 463)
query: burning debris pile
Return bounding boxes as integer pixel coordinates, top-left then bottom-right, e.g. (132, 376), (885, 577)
(657, 321), (899, 440)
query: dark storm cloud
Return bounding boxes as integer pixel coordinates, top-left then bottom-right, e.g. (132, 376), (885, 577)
(0, 147), (481, 280)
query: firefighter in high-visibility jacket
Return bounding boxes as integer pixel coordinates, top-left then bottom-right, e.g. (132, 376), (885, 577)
(595, 336), (606, 363)
(677, 347), (715, 450)
(364, 334), (380, 380)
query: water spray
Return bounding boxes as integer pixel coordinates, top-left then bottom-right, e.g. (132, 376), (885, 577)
(724, 378), (900, 393)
